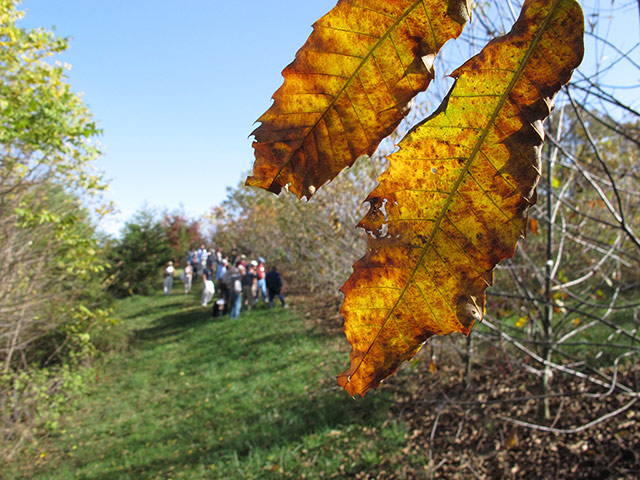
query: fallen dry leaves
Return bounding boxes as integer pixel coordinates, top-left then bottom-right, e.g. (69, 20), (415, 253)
(387, 355), (640, 479)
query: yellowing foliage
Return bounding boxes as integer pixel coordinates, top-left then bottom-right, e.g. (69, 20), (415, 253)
(338, 0), (584, 396)
(247, 0), (471, 199)
(247, 0), (585, 396)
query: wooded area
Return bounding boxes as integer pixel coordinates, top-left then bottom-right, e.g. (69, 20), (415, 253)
(1, 0), (639, 477)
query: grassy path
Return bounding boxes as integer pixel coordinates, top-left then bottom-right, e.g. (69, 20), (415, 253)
(10, 292), (411, 479)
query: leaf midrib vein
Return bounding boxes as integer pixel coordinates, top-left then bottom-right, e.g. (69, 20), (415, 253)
(266, 0), (434, 194)
(347, 0), (564, 384)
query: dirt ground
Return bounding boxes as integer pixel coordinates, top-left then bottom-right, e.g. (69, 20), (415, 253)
(294, 291), (640, 479)
(385, 362), (639, 479)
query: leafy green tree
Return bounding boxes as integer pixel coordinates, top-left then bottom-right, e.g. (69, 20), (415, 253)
(0, 0), (121, 452)
(0, 0), (111, 372)
(106, 210), (173, 297)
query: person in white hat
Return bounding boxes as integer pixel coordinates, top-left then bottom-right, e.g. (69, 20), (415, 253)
(163, 261), (174, 295)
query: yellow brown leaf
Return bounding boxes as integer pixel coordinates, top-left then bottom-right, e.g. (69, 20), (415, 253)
(338, 0), (584, 396)
(247, 0), (472, 199)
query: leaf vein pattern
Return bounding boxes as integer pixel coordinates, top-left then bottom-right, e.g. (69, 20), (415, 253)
(438, 226), (491, 286)
(394, 298), (415, 348)
(465, 170), (519, 225)
(419, 0), (439, 47)
(344, 89), (372, 145)
(411, 280), (441, 331)
(330, 105), (355, 158)
(351, 3), (396, 19)
(418, 260), (458, 317)
(315, 24), (380, 39)
(371, 53), (400, 107)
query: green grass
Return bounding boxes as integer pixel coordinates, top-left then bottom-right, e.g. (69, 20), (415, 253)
(7, 292), (418, 479)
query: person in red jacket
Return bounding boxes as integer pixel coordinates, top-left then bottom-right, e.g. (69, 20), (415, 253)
(256, 257), (268, 303)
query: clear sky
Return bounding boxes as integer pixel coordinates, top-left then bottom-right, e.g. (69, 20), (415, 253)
(18, 0), (337, 236)
(17, 1), (639, 237)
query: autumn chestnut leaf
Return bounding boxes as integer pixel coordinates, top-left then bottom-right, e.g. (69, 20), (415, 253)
(338, 0), (584, 396)
(245, 0), (584, 397)
(247, 0), (472, 199)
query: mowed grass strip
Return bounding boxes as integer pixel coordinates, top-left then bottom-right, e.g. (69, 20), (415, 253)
(10, 292), (413, 479)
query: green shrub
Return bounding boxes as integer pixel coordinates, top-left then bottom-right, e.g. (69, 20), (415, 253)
(105, 209), (173, 297)
(0, 363), (94, 460)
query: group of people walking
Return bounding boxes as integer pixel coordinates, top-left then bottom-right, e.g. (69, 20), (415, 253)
(163, 245), (286, 319)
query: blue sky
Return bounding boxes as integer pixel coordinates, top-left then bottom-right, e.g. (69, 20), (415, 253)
(17, 1), (639, 236)
(18, 0), (337, 235)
